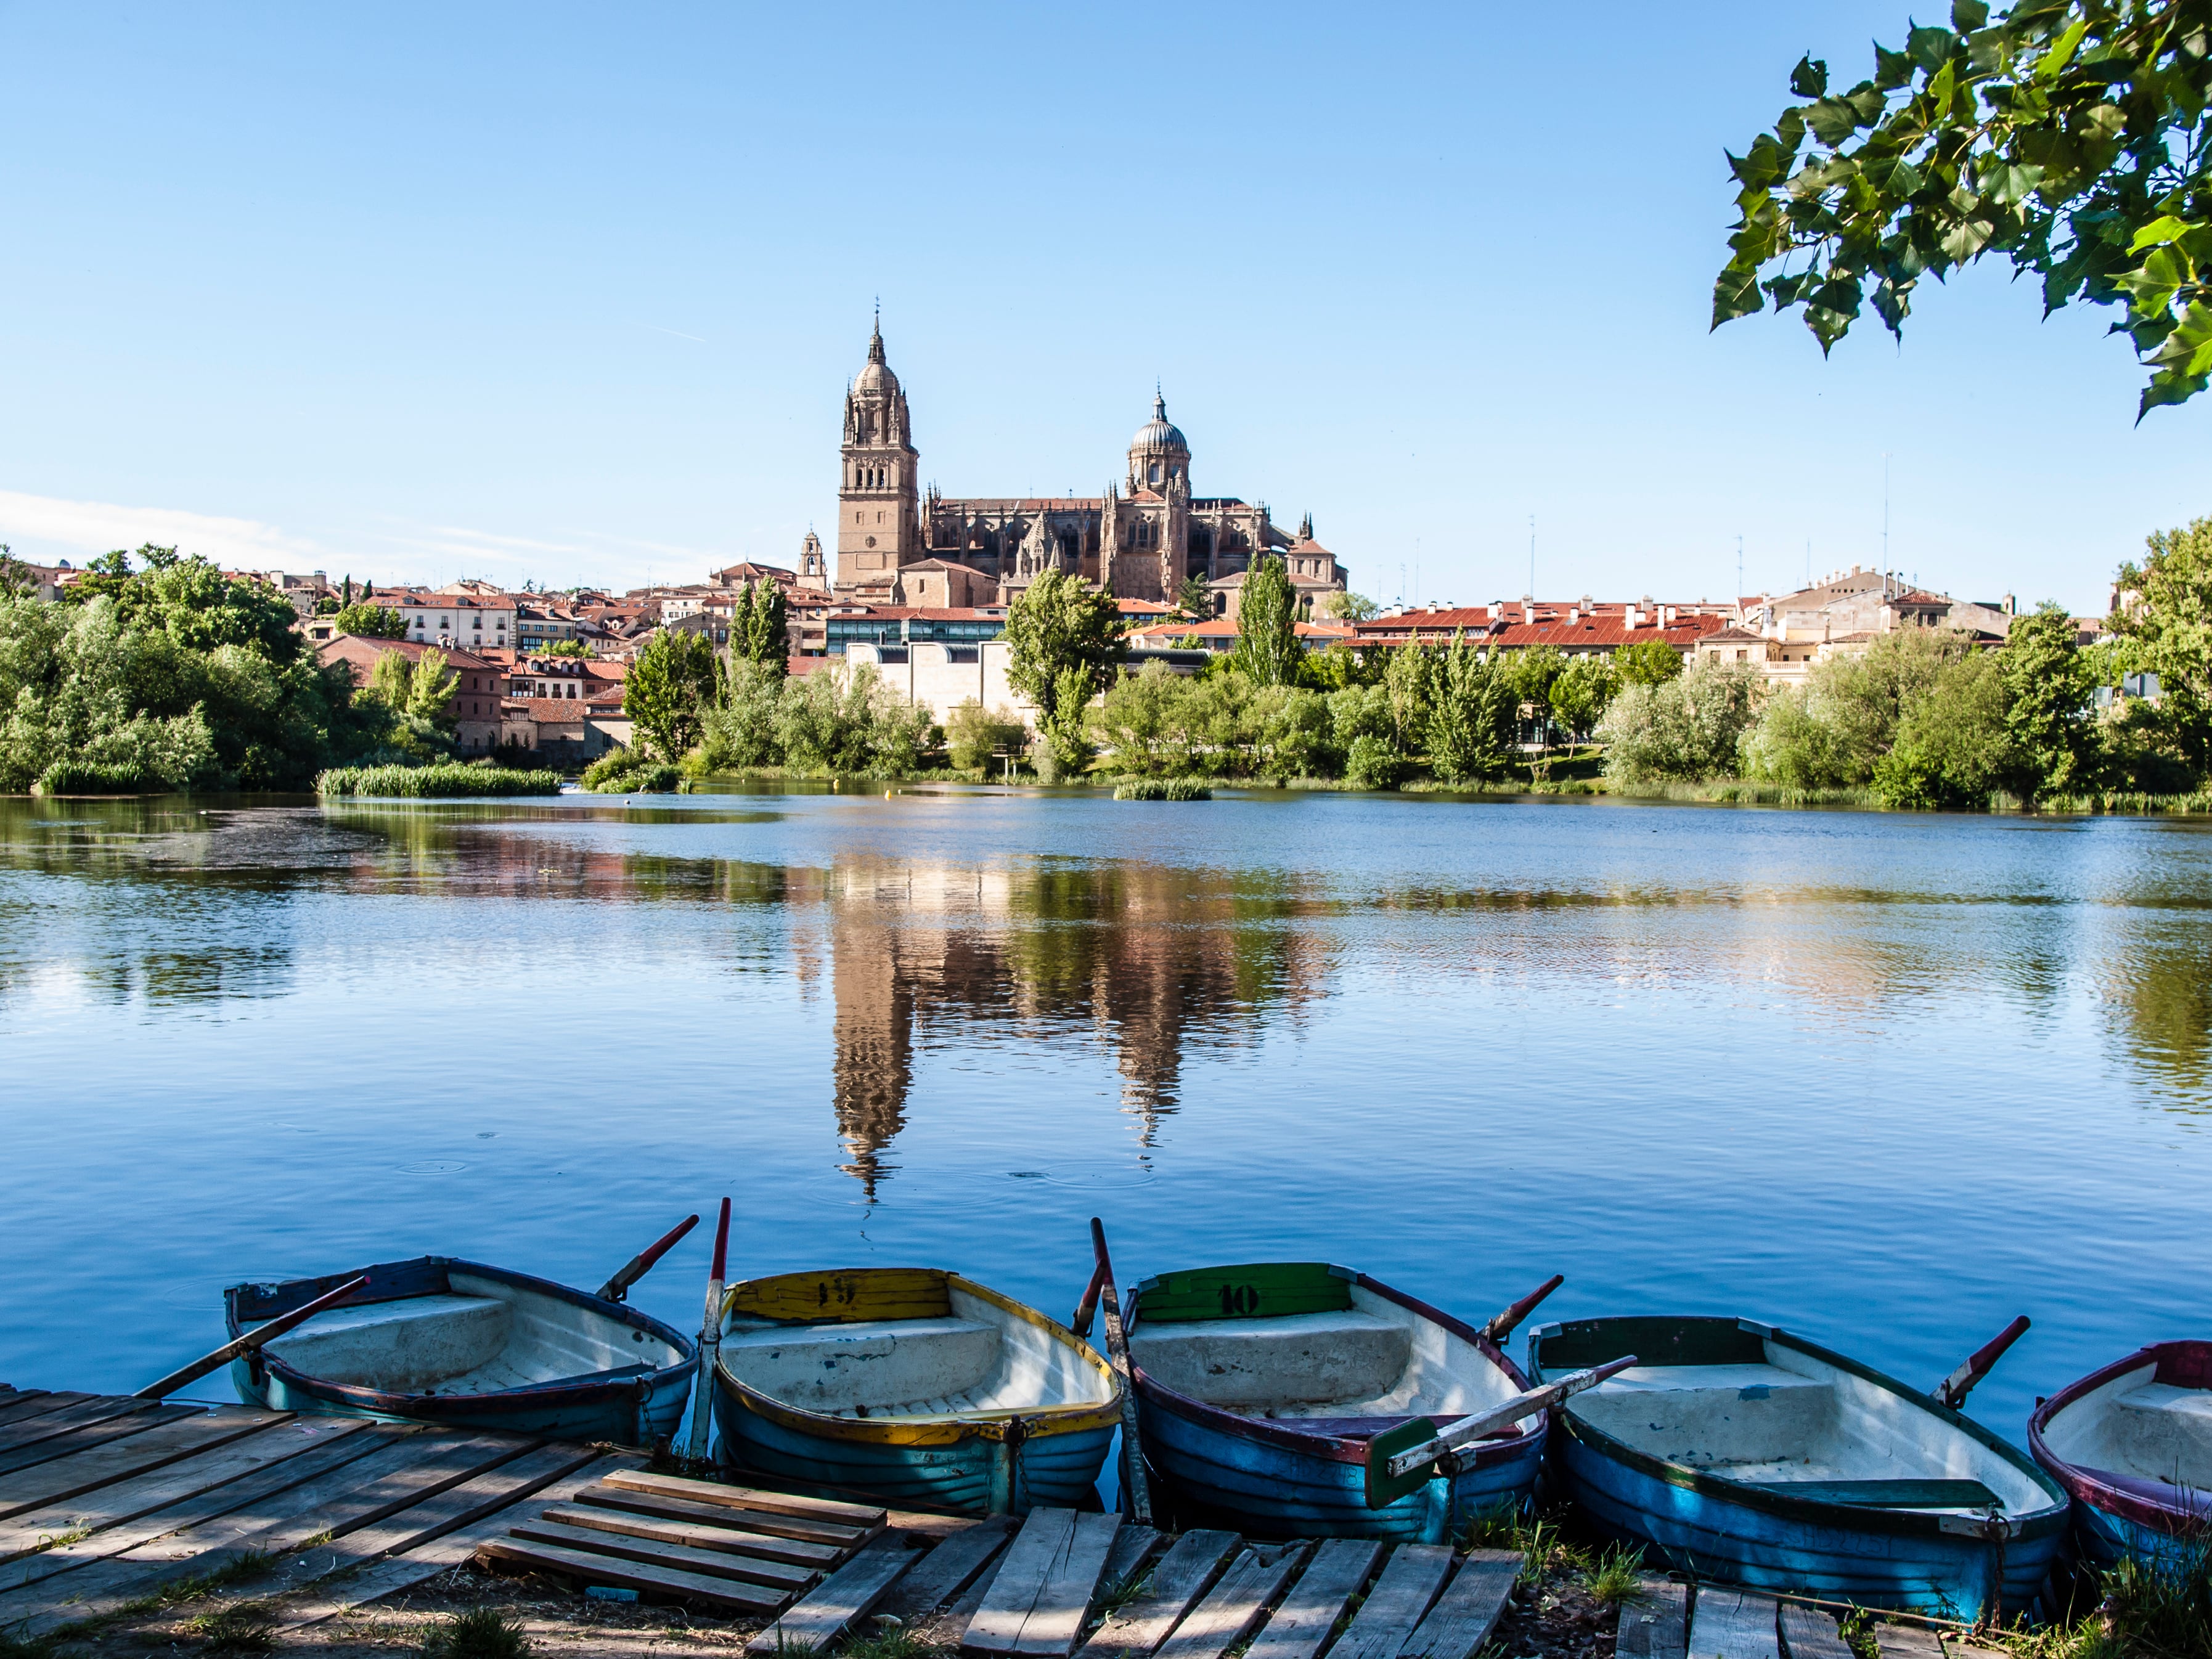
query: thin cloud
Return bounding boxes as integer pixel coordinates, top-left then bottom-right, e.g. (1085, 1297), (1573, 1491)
(0, 489), (324, 566)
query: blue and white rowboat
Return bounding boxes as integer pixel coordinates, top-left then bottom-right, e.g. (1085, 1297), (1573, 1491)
(1530, 1314), (2069, 1620)
(2031, 1339), (2212, 1575)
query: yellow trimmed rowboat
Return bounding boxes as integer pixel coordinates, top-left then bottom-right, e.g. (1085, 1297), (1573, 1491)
(709, 1266), (1122, 1514)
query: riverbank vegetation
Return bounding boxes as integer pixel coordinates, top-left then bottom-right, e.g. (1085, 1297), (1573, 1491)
(316, 762), (561, 797)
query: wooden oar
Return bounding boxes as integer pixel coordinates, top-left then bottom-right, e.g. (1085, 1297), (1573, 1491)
(684, 1197), (731, 1462)
(1088, 1217), (1152, 1526)
(1934, 1315), (2030, 1409)
(1365, 1354), (1638, 1509)
(135, 1274), (370, 1400)
(1480, 1274), (1564, 1344)
(596, 1213), (700, 1303)
(1069, 1260), (1108, 1339)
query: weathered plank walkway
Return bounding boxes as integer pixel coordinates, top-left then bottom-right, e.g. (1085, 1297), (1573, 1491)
(0, 1385), (2021, 1659)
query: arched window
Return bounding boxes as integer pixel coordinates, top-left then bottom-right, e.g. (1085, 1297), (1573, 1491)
(1149, 463), (1161, 484)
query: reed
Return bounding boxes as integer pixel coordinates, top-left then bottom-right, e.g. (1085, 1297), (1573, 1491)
(316, 763), (563, 797)
(177, 1601), (277, 1654)
(1114, 778), (1213, 801)
(1581, 1542), (1646, 1607)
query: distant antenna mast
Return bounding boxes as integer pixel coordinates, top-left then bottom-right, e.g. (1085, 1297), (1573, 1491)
(1528, 515), (1537, 598)
(1882, 452), (1892, 573)
(1737, 534), (1744, 600)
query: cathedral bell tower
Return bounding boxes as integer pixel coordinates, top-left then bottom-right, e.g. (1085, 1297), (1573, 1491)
(837, 317), (921, 587)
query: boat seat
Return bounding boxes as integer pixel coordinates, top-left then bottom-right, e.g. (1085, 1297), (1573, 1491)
(723, 1316), (1001, 1414)
(1128, 1310), (1411, 1408)
(2108, 1384), (2212, 1488)
(1571, 1363), (1837, 1464)
(264, 1294), (511, 1392)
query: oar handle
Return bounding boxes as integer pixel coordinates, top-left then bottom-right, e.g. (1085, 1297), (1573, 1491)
(1088, 1217), (1151, 1527)
(1481, 1274), (1564, 1344)
(137, 1274), (370, 1400)
(597, 1213), (700, 1303)
(1071, 1260), (1108, 1340)
(684, 1198), (732, 1464)
(1936, 1315), (2030, 1409)
(1386, 1353), (1637, 1480)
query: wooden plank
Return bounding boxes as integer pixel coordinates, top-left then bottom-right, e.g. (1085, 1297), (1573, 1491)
(0, 1401), (190, 1477)
(0, 1418), (385, 1598)
(1402, 1551), (1519, 1659)
(597, 1468), (885, 1530)
(746, 1531), (920, 1653)
(0, 1416), (367, 1565)
(535, 1501), (843, 1568)
(913, 1547), (1009, 1648)
(478, 1536), (791, 1613)
(245, 1440), (603, 1597)
(1688, 1589), (1781, 1659)
(507, 1517), (815, 1589)
(1149, 1543), (1310, 1659)
(1778, 1605), (1856, 1659)
(1132, 1265), (1352, 1324)
(1243, 1538), (1384, 1659)
(730, 1268), (952, 1326)
(966, 1509), (1124, 1658)
(0, 1394), (75, 1430)
(1617, 1581), (1689, 1659)
(1100, 1526), (1164, 1599)
(1075, 1528), (1241, 1659)
(577, 1482), (875, 1548)
(275, 1453), (645, 1630)
(1872, 1626), (1947, 1659)
(0, 1429), (521, 1637)
(878, 1515), (1018, 1621)
(0, 1396), (136, 1455)
(1324, 1544), (1455, 1659)
(0, 1408), (290, 1524)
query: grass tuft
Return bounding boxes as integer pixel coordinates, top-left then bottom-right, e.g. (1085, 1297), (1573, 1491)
(1113, 778), (1212, 801)
(179, 1601), (277, 1654)
(1581, 1543), (1645, 1607)
(0, 1626), (61, 1659)
(1835, 1607), (1879, 1659)
(29, 1528), (90, 1556)
(839, 1627), (934, 1659)
(1993, 1543), (2212, 1659)
(420, 1607), (531, 1659)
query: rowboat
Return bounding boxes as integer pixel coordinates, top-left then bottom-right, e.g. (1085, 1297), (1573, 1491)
(2030, 1340), (2212, 1573)
(1116, 1260), (1557, 1542)
(709, 1266), (1122, 1515)
(1528, 1315), (2069, 1620)
(223, 1252), (698, 1446)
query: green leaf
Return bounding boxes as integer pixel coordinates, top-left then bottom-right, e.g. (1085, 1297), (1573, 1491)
(1985, 161), (2046, 204)
(1712, 264), (1765, 328)
(1808, 96), (1863, 144)
(1967, 26), (2011, 73)
(2130, 214), (2200, 251)
(2036, 18), (2088, 79)
(1908, 24), (1958, 71)
(1790, 54), (1829, 97)
(1847, 82), (1887, 123)
(1941, 215), (1996, 260)
(1950, 0), (1988, 32)
(1874, 42), (1916, 89)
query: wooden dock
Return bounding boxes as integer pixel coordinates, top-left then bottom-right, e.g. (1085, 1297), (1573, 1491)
(0, 1385), (2004, 1659)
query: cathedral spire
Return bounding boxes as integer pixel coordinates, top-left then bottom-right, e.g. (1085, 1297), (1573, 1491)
(869, 301), (885, 364)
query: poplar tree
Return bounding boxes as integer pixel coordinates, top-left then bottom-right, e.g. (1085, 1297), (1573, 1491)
(1233, 555), (1302, 687)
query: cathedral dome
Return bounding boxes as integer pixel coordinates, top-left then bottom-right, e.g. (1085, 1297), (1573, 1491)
(1130, 393), (1188, 455)
(855, 322), (899, 395)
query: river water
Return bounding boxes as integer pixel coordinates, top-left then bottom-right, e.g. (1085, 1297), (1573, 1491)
(2, 788), (2208, 1456)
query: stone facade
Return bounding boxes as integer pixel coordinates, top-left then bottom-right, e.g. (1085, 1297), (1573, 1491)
(833, 324), (1350, 606)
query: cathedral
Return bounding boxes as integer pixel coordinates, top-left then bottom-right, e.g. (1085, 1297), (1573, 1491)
(827, 321), (1350, 609)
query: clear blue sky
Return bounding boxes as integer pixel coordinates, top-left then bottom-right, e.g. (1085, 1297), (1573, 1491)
(2, 1), (2199, 613)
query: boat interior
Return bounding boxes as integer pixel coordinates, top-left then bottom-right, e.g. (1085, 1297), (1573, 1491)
(721, 1275), (1114, 1423)
(1127, 1281), (1522, 1425)
(261, 1271), (680, 1397)
(2042, 1359), (2212, 1493)
(1564, 1342), (2054, 1514)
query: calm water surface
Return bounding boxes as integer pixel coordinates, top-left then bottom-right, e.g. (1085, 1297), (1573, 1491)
(3, 787), (2209, 1455)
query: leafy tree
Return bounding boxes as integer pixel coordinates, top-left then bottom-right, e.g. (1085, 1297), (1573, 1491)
(336, 603), (409, 640)
(542, 638), (591, 658)
(1508, 644), (1569, 712)
(1345, 734), (1409, 790)
(2002, 602), (2101, 796)
(1304, 640), (1384, 691)
(945, 700), (1029, 772)
(1042, 666), (1100, 775)
(1598, 660), (1763, 783)
(1614, 637), (1685, 687)
(1874, 649), (2017, 807)
(1251, 683), (1336, 778)
(700, 659), (789, 771)
(1739, 628), (1964, 785)
(733, 580), (790, 673)
(1175, 573), (1213, 618)
(2110, 512), (2212, 770)
(0, 546), (27, 599)
(1383, 641), (1435, 748)
(1316, 590), (1379, 622)
(313, 594), (341, 615)
(1424, 633), (1520, 783)
(1549, 655), (1620, 740)
(625, 627), (721, 759)
(1716, 0), (2212, 415)
(1005, 569), (1126, 722)
(1233, 555), (1303, 688)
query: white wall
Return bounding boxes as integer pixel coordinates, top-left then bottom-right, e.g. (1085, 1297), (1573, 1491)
(843, 640), (1036, 728)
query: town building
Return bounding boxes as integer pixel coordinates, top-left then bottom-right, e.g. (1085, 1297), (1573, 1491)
(1709, 566), (2022, 685)
(315, 636), (507, 752)
(393, 589), (516, 653)
(832, 320), (1351, 607)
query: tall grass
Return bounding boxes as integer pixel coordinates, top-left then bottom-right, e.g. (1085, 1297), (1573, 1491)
(1114, 778), (1213, 801)
(420, 1608), (531, 1659)
(316, 763), (562, 797)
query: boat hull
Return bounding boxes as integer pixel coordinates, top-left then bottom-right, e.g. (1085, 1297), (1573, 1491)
(713, 1385), (1114, 1513)
(224, 1257), (696, 1448)
(1137, 1381), (1540, 1543)
(2030, 1340), (2212, 1576)
(1551, 1422), (2057, 1618)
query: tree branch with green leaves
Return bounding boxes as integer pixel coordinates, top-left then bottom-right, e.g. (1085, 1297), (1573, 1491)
(1716, 0), (2212, 417)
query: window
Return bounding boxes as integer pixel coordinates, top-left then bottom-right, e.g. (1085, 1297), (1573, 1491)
(1149, 463), (1161, 484)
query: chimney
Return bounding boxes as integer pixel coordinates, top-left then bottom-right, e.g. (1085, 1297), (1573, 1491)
(1567, 608), (1580, 626)
(2004, 593), (2015, 616)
